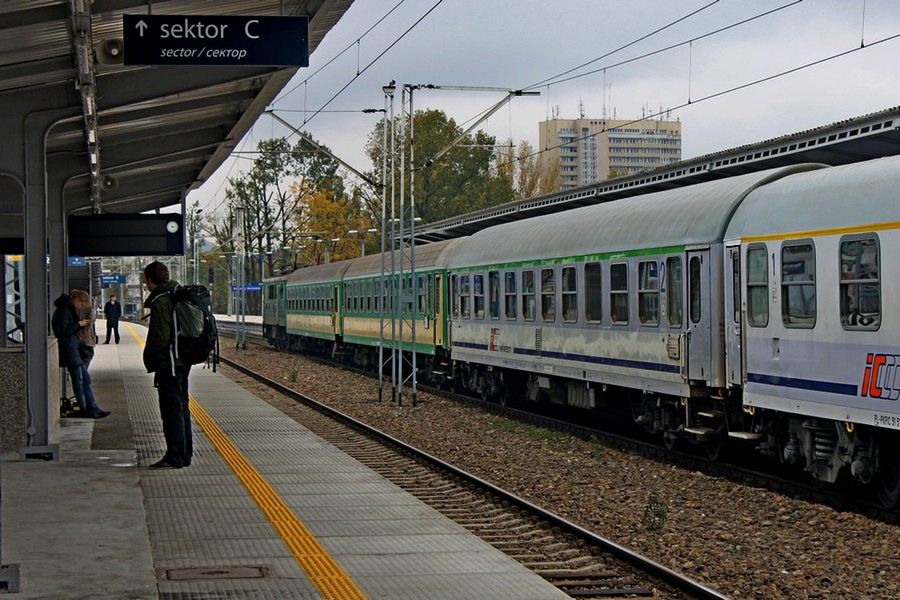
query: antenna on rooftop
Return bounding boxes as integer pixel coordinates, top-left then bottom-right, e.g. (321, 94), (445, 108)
(578, 99), (585, 119)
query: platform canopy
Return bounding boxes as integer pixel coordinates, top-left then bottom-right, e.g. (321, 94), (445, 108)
(0, 0), (352, 230)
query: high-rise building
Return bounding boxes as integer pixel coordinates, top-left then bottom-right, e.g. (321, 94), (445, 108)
(539, 117), (682, 190)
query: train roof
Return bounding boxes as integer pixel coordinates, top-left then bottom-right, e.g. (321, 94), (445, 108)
(344, 238), (466, 279)
(446, 164), (823, 268)
(282, 259), (352, 285)
(725, 155), (900, 241)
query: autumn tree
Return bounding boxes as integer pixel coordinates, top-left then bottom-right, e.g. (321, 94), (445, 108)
(365, 109), (516, 224)
(495, 140), (561, 198)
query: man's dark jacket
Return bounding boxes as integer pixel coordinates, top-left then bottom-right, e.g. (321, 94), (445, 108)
(143, 280), (187, 375)
(51, 294), (84, 368)
(104, 300), (122, 321)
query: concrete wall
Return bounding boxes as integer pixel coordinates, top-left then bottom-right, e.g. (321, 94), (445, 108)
(0, 338), (59, 452)
(0, 346), (25, 452)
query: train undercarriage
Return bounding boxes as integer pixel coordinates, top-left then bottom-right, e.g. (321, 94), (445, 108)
(265, 326), (900, 507)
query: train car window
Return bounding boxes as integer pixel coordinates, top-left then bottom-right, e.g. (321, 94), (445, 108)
(504, 272), (517, 319)
(610, 263), (629, 324)
(489, 271), (501, 319)
(562, 266), (577, 323)
(451, 275), (459, 318)
(840, 235), (880, 330)
(781, 241), (816, 328)
(746, 245), (768, 327)
(473, 274), (485, 319)
(418, 275), (429, 314)
(689, 257), (702, 324)
(522, 270), (536, 321)
(541, 268), (556, 321)
(460, 275), (471, 319)
(585, 263), (602, 323)
(638, 261), (659, 326)
(667, 257), (683, 327)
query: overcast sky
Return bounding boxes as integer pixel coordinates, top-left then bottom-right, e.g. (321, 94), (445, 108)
(189, 0), (900, 213)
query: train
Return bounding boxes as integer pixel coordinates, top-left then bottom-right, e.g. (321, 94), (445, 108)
(263, 155), (900, 506)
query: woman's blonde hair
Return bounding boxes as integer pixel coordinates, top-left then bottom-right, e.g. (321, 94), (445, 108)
(70, 289), (92, 311)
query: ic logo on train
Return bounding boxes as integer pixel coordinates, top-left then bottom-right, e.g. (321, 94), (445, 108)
(861, 353), (900, 400)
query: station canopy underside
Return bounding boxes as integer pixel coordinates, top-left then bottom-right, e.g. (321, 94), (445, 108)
(0, 0), (352, 231)
(416, 106), (900, 242)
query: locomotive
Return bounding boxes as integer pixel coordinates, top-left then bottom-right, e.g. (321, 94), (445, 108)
(264, 156), (900, 506)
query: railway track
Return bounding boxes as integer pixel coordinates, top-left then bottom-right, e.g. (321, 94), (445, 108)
(220, 354), (728, 600)
(214, 319), (899, 522)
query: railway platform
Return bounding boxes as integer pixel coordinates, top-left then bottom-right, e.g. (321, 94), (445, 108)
(1, 320), (567, 599)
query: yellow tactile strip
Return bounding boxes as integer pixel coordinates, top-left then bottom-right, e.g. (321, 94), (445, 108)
(124, 323), (367, 600)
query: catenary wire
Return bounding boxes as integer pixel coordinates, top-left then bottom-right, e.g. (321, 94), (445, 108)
(285, 0), (444, 136)
(523, 0), (722, 90)
(271, 0), (408, 106)
(495, 32), (900, 172)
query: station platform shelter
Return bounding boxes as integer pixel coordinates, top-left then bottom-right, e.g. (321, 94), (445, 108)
(1, 319), (566, 599)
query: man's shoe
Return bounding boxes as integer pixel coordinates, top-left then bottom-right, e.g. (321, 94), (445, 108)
(149, 459), (182, 469)
(93, 410), (111, 419)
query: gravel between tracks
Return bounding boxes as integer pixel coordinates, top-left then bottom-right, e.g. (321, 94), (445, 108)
(219, 343), (900, 599)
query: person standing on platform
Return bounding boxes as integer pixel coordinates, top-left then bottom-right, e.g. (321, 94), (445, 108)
(142, 261), (192, 469)
(103, 293), (122, 344)
(51, 291), (109, 419)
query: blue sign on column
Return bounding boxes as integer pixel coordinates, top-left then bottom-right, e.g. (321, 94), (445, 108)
(100, 275), (127, 285)
(68, 256), (86, 266)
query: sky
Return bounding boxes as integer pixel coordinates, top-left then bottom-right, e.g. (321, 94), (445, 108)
(188, 0), (900, 214)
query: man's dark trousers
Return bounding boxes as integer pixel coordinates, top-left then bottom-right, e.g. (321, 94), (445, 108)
(155, 366), (193, 467)
(105, 319), (120, 343)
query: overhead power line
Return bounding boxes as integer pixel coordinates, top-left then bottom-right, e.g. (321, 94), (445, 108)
(285, 0), (444, 136)
(496, 32), (900, 172)
(523, 0), (722, 90)
(271, 0), (407, 106)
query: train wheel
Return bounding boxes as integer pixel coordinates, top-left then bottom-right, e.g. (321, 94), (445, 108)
(876, 439), (900, 508)
(663, 428), (678, 450)
(704, 426), (726, 462)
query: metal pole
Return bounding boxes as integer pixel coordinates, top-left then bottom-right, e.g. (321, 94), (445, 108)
(409, 87), (417, 407)
(397, 86), (408, 405)
(0, 257), (6, 348)
(389, 89), (398, 404)
(379, 84), (393, 402)
(235, 207), (246, 349)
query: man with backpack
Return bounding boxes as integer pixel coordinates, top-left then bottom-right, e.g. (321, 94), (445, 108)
(142, 261), (192, 469)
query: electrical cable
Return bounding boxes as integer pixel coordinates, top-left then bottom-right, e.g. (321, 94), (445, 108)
(495, 31), (900, 172)
(531, 0), (802, 90)
(271, 0), (407, 106)
(286, 0), (444, 135)
(523, 0), (721, 90)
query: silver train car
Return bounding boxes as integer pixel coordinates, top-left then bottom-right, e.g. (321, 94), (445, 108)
(445, 156), (900, 505)
(265, 155), (900, 504)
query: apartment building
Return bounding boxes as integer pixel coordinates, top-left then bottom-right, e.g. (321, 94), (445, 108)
(539, 117), (682, 190)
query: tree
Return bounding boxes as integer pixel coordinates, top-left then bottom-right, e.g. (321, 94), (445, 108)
(365, 109), (516, 224)
(495, 140), (561, 198)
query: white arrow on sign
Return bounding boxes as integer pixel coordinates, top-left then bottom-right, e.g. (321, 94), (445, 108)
(135, 20), (148, 36)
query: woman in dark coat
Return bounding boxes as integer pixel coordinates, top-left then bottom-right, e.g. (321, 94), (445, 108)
(51, 292), (108, 418)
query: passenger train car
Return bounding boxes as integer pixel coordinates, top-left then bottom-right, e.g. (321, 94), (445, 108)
(263, 155), (900, 505)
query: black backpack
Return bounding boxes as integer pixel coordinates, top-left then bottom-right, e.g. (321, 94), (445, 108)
(172, 284), (219, 371)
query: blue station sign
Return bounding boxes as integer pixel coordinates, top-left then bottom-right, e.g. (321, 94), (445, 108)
(123, 15), (308, 67)
(101, 275), (127, 285)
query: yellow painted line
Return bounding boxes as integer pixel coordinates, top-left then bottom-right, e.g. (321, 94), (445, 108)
(123, 323), (367, 600)
(740, 220), (900, 243)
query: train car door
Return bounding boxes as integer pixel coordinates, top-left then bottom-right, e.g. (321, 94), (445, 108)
(687, 250), (711, 382)
(434, 273), (444, 348)
(725, 245), (742, 387)
(332, 284), (340, 336)
(278, 281), (287, 328)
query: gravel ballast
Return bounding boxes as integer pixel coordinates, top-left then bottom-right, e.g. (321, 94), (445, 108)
(218, 343), (900, 599)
